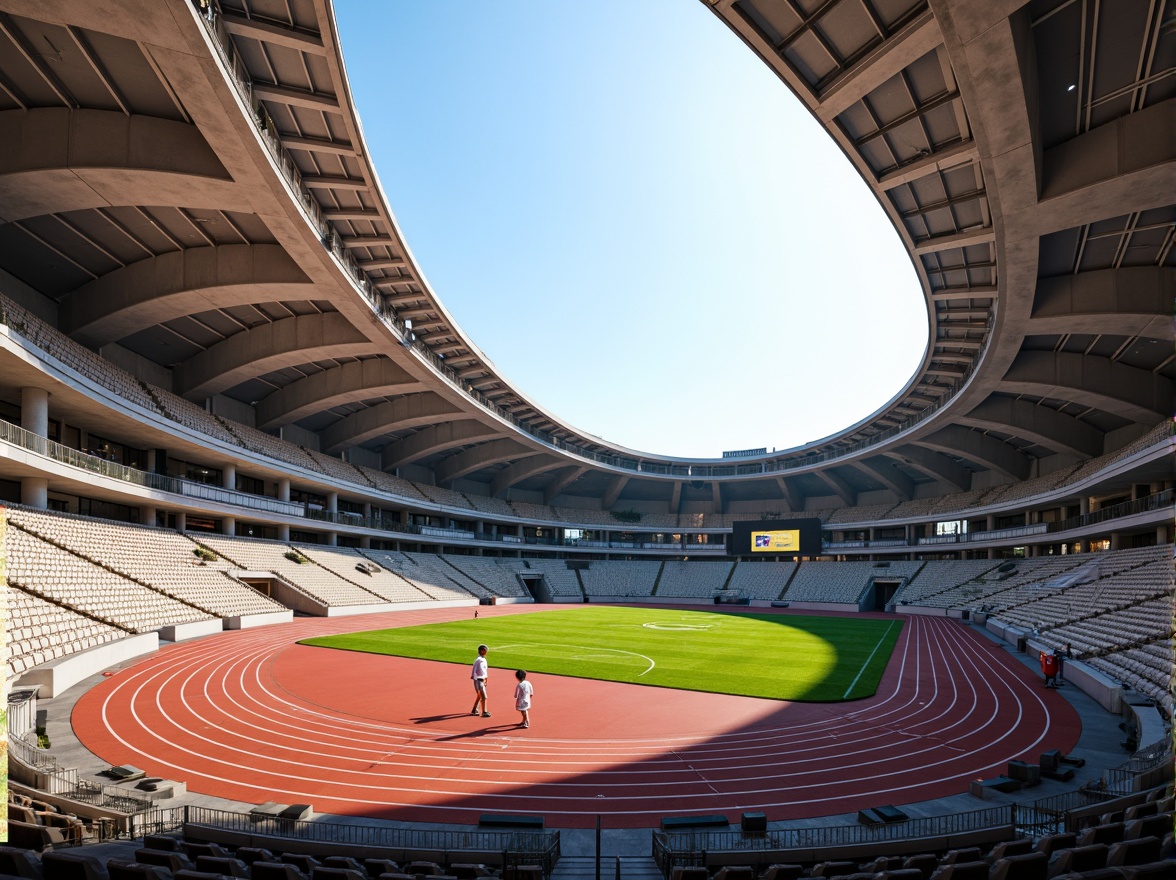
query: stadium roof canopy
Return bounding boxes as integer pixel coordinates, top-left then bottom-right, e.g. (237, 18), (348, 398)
(0, 0), (1171, 511)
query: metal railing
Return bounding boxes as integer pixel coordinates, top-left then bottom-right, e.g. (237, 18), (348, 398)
(174, 806), (559, 874)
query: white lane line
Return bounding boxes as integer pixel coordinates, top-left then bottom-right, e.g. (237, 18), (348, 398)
(842, 620), (897, 700)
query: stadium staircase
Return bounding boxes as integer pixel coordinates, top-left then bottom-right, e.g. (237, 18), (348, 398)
(550, 855), (662, 880)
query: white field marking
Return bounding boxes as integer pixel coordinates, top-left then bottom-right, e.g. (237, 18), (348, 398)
(641, 621), (717, 631)
(492, 643), (656, 676)
(842, 620), (897, 700)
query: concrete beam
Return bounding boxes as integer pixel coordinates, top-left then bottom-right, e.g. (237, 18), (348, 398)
(1030, 267), (1174, 339)
(0, 108), (239, 223)
(917, 425), (1031, 482)
(256, 358), (425, 429)
(434, 438), (533, 486)
(251, 82), (338, 112)
(601, 476), (629, 509)
(894, 445), (971, 491)
(814, 469), (857, 507)
(776, 476), (805, 513)
(912, 227), (996, 255)
(958, 396), (1103, 458)
(175, 312), (372, 399)
(817, 11), (941, 121)
(321, 394), (463, 454)
(61, 244), (310, 347)
(543, 466), (588, 506)
(1002, 351), (1173, 424)
(380, 420), (501, 470)
(220, 12), (327, 54)
(860, 456), (914, 501)
(491, 454), (565, 498)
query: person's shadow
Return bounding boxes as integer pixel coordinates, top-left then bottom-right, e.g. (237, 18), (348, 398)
(410, 713), (476, 724)
(433, 724), (523, 741)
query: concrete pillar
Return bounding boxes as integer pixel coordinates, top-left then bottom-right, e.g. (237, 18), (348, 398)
(326, 531), (337, 546)
(1080, 497), (1090, 515)
(222, 515), (235, 536)
(1157, 523), (1171, 544)
(141, 506), (157, 527)
(278, 524), (290, 542)
(360, 535), (371, 549)
(20, 477), (48, 509)
(987, 546), (997, 559)
(176, 511), (187, 532)
(21, 387), (49, 437)
(146, 449), (157, 472)
(363, 502), (372, 521)
(327, 492), (338, 515)
(1109, 532), (1122, 551)
(223, 464), (236, 492)
(278, 478), (291, 502)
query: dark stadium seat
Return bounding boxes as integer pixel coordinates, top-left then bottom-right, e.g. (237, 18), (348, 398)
(363, 862), (401, 879)
(183, 845), (230, 862)
(1034, 834), (1077, 857)
(135, 851), (194, 874)
(253, 864), (308, 880)
(234, 850), (276, 867)
(1123, 814), (1171, 841)
(928, 860), (988, 880)
(988, 852), (1047, 880)
(322, 859), (366, 874)
(941, 850), (984, 866)
(1122, 803), (1157, 821)
(4, 822), (64, 853)
(812, 862), (857, 878)
(41, 853), (106, 880)
(107, 861), (170, 880)
(194, 858), (249, 879)
(281, 856), (321, 875)
(0, 847), (43, 880)
(758, 865), (803, 880)
(1105, 838), (1162, 867)
(1046, 845), (1108, 878)
(311, 868), (366, 880)
(900, 854), (939, 880)
(1078, 824), (1126, 847)
(1119, 862), (1176, 880)
(986, 841), (1034, 863)
(874, 869), (926, 880)
(713, 868), (755, 880)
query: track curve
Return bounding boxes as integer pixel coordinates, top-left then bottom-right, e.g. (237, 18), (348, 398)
(72, 606), (1081, 828)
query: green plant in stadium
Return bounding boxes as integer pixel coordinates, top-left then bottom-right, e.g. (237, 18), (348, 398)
(301, 606), (902, 702)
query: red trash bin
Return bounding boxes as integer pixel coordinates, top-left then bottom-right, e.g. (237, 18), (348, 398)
(1040, 652), (1058, 686)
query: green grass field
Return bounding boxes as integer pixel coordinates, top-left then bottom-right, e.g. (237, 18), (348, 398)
(300, 607), (902, 702)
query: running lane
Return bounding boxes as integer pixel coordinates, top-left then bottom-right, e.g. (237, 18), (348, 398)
(72, 606), (1079, 828)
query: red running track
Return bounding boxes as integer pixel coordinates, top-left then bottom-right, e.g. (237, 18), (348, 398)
(73, 605), (1080, 828)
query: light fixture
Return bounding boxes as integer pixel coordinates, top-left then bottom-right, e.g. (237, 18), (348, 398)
(1067, 84), (1076, 91)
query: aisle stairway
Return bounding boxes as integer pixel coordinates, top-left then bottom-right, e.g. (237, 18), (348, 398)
(550, 856), (663, 880)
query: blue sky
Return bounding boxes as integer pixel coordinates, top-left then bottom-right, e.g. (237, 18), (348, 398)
(334, 1), (927, 459)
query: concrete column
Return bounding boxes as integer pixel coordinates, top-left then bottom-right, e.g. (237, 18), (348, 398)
(223, 464), (236, 492)
(175, 511), (187, 532)
(987, 546), (997, 559)
(21, 387), (49, 437)
(1157, 523), (1171, 544)
(20, 477), (48, 510)
(360, 535), (371, 549)
(363, 502), (372, 521)
(326, 531), (337, 546)
(1109, 532), (1122, 551)
(327, 492), (338, 514)
(278, 478), (291, 502)
(146, 449), (157, 472)
(1080, 497), (1090, 515)
(222, 515), (235, 536)
(141, 506), (157, 527)
(278, 524), (290, 542)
